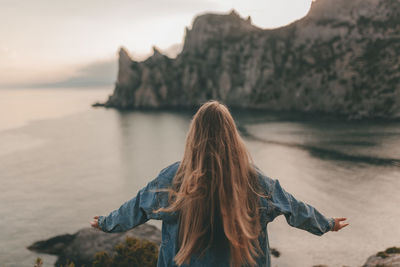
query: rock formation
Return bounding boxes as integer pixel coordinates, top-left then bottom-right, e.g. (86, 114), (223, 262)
(99, 0), (399, 119)
(362, 247), (400, 267)
(27, 223), (161, 267)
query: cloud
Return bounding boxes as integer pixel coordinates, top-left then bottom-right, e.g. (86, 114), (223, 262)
(26, 42), (182, 88)
(32, 58), (118, 88)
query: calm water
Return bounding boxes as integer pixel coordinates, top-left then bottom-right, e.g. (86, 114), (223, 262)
(0, 88), (399, 267)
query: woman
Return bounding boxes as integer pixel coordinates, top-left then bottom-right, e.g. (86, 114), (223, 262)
(91, 100), (348, 267)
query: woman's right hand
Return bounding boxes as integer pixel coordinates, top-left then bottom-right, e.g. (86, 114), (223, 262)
(91, 216), (100, 229)
(332, 217), (349, 231)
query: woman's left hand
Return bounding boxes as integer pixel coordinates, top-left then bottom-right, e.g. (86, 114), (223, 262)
(90, 216), (100, 229)
(332, 217), (349, 231)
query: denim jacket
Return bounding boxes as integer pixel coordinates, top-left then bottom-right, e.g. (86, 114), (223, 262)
(98, 161), (334, 267)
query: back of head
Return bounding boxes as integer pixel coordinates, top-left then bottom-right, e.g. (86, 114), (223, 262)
(165, 100), (262, 267)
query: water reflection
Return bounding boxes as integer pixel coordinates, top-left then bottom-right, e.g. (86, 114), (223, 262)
(234, 110), (400, 168)
(115, 110), (190, 185)
(241, 127), (400, 167)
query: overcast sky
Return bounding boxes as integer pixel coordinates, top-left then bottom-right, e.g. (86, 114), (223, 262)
(0, 0), (313, 88)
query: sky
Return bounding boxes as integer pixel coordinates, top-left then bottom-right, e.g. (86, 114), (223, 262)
(0, 0), (313, 88)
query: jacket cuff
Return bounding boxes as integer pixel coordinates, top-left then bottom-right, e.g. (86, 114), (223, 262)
(328, 218), (335, 231)
(97, 215), (106, 231)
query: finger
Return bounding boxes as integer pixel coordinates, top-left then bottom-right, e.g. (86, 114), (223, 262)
(341, 223), (349, 228)
(337, 217), (347, 221)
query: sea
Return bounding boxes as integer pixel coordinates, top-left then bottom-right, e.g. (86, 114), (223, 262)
(0, 87), (399, 267)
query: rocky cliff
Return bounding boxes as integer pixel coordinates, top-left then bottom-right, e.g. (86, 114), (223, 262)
(101, 0), (400, 119)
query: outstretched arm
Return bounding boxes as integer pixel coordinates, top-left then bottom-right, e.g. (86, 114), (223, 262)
(91, 161), (179, 233)
(91, 184), (154, 233)
(269, 179), (348, 235)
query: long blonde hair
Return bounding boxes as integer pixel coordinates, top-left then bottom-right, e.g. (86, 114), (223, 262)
(159, 100), (262, 267)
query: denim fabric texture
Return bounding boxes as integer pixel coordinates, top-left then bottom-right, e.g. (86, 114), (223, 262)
(98, 161), (335, 267)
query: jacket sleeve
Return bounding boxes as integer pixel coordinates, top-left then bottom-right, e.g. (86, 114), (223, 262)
(97, 163), (178, 233)
(269, 179), (335, 236)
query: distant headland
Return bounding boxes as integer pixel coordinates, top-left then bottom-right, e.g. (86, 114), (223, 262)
(94, 0), (400, 120)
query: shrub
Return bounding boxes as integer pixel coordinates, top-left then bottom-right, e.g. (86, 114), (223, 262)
(34, 258), (43, 267)
(92, 237), (158, 267)
(33, 237), (158, 267)
(376, 246), (400, 258)
(33, 258), (75, 267)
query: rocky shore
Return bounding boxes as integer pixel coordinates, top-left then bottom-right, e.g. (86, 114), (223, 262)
(96, 0), (400, 120)
(28, 223), (161, 267)
(28, 224), (399, 267)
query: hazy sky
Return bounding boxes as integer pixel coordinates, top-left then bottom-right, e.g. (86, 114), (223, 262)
(0, 0), (313, 88)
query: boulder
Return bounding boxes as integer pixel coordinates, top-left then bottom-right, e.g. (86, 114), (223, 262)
(28, 223), (161, 267)
(363, 247), (400, 267)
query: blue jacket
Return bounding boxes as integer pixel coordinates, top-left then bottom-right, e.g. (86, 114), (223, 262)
(98, 161), (334, 267)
